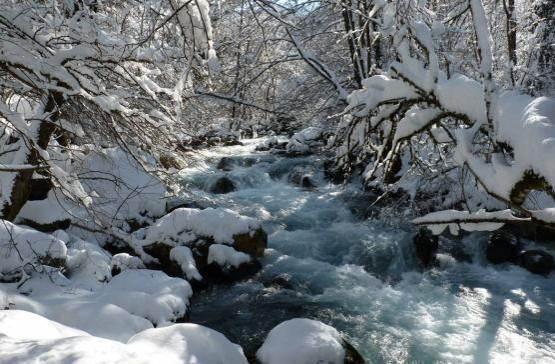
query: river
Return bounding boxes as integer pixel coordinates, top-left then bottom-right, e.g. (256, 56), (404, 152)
(179, 138), (555, 363)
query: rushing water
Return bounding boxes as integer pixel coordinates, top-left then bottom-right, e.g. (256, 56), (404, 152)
(180, 139), (555, 363)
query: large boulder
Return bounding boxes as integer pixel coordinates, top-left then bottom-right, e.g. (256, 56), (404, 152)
(209, 176), (236, 194)
(256, 318), (365, 364)
(517, 250), (554, 275)
(413, 228), (439, 268)
(486, 231), (521, 264)
(136, 208), (267, 286)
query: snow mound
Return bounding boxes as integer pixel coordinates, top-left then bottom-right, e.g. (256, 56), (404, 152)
(102, 269), (193, 326)
(66, 239), (112, 288)
(0, 310), (248, 364)
(5, 270), (191, 341)
(256, 318), (346, 364)
(208, 244), (251, 268)
(79, 147), (167, 223)
(138, 207), (261, 246)
(111, 253), (145, 274)
(0, 220), (67, 278)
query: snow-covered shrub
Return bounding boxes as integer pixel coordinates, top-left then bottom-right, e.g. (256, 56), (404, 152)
(334, 0), (555, 232)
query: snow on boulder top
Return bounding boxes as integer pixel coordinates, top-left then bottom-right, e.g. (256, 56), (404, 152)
(0, 220), (67, 275)
(103, 269), (193, 326)
(138, 207), (261, 246)
(256, 318), (346, 364)
(128, 323), (248, 364)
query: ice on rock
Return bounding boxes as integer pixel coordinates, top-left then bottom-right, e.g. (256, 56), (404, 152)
(257, 318), (346, 364)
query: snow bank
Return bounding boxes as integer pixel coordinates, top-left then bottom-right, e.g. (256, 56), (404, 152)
(0, 310), (248, 364)
(103, 269), (192, 326)
(138, 207), (261, 246)
(257, 318), (346, 364)
(79, 147), (167, 223)
(4, 269), (191, 341)
(0, 220), (67, 277)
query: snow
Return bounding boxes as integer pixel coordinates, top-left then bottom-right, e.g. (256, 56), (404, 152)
(0, 220), (67, 277)
(79, 147), (167, 223)
(170, 246), (202, 281)
(435, 74), (487, 123)
(286, 127), (324, 154)
(137, 207), (261, 247)
(208, 244), (251, 268)
(2, 269), (192, 342)
(0, 310), (248, 364)
(413, 209), (527, 234)
(111, 253), (146, 274)
(66, 239), (112, 288)
(102, 270), (193, 327)
(256, 318), (346, 364)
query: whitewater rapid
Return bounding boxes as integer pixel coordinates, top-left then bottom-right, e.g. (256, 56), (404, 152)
(179, 139), (555, 363)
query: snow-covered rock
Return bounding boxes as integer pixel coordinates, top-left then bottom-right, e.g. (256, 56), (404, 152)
(133, 207), (267, 284)
(257, 318), (346, 364)
(286, 127), (324, 156)
(111, 253), (146, 276)
(169, 246), (202, 281)
(3, 269), (192, 341)
(66, 239), (112, 288)
(102, 269), (192, 325)
(0, 310), (248, 364)
(208, 244), (251, 268)
(138, 207), (262, 246)
(0, 220), (67, 280)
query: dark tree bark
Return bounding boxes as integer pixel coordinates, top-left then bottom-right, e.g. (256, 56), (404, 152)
(1, 91), (63, 221)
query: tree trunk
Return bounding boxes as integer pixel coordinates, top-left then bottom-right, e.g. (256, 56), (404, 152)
(1, 91), (63, 221)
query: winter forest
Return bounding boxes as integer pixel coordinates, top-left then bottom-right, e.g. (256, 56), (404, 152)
(0, 0), (554, 362)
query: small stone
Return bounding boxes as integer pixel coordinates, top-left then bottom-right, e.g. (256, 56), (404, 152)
(209, 176), (236, 194)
